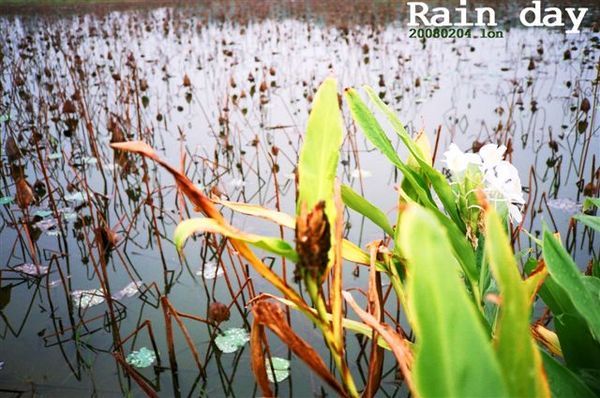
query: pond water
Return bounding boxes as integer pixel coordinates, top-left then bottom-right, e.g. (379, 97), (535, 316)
(0, 1), (598, 396)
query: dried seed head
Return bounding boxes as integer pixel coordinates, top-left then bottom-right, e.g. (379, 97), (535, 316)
(294, 201), (330, 282)
(208, 301), (231, 323)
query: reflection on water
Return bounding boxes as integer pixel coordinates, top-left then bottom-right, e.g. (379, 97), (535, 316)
(0, 2), (598, 396)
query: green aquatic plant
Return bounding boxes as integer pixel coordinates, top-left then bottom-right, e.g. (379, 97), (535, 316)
(112, 78), (599, 398)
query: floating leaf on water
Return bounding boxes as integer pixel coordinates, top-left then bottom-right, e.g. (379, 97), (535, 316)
(350, 168), (372, 179)
(71, 289), (105, 310)
(82, 157), (98, 165)
(113, 281), (143, 300)
(265, 357), (290, 383)
(228, 178), (245, 189)
(547, 198), (582, 214)
(36, 218), (58, 232)
(214, 327), (250, 353)
(48, 152), (62, 160)
(33, 210), (53, 218)
(65, 191), (85, 203)
(126, 347), (156, 368)
(0, 196), (14, 205)
(196, 262), (224, 279)
(14, 263), (49, 276)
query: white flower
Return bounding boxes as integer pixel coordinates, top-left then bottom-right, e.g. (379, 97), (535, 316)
(483, 161), (525, 223)
(479, 144), (506, 167)
(443, 143), (481, 174)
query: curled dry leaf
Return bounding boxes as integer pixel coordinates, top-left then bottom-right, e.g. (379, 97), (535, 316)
(16, 178), (35, 208)
(342, 291), (415, 394)
(250, 318), (272, 397)
(251, 300), (346, 397)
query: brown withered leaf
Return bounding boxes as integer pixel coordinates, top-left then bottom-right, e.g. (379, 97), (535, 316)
(252, 300), (346, 397)
(5, 136), (21, 162)
(250, 319), (273, 397)
(364, 242), (385, 398)
(295, 201), (330, 282)
(109, 141), (312, 316)
(16, 178), (35, 208)
(343, 291), (415, 394)
(183, 74), (191, 87)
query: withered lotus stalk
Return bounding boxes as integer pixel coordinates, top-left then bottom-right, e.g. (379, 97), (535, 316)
(294, 200), (331, 283)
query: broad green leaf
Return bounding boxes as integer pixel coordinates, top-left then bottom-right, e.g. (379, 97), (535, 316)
(175, 218), (298, 262)
(541, 350), (596, 398)
(341, 185), (393, 236)
(530, 268), (600, 386)
(400, 205), (508, 398)
(573, 214), (600, 232)
(363, 86), (465, 232)
(543, 230), (600, 341)
(485, 209), (550, 398)
(215, 327), (250, 353)
(582, 197), (600, 211)
(297, 77), (342, 216)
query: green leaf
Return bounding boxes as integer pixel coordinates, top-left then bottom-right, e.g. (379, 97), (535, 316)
(344, 88), (434, 209)
(582, 197), (600, 211)
(341, 185), (393, 236)
(265, 357), (290, 383)
(543, 230), (600, 341)
(399, 205), (508, 398)
(297, 77), (343, 215)
(531, 270), (600, 388)
(215, 327), (250, 354)
(541, 350), (596, 398)
(174, 218), (298, 262)
(485, 209), (549, 397)
(362, 86), (465, 232)
(573, 214), (600, 232)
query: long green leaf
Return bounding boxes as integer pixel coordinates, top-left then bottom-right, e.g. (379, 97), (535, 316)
(529, 266), (600, 389)
(573, 214), (600, 232)
(341, 185), (393, 236)
(363, 86), (465, 232)
(399, 205), (508, 398)
(541, 350), (596, 398)
(485, 209), (550, 397)
(297, 77), (343, 215)
(344, 88), (434, 209)
(174, 218), (298, 262)
(543, 230), (600, 341)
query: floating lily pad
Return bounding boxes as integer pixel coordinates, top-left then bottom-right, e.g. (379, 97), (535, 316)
(82, 157), (98, 165)
(196, 262), (224, 279)
(126, 347), (156, 368)
(14, 263), (49, 276)
(113, 281), (143, 300)
(71, 289), (105, 310)
(214, 327), (250, 353)
(33, 210), (53, 218)
(65, 191), (85, 203)
(0, 197), (14, 205)
(265, 357), (290, 383)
